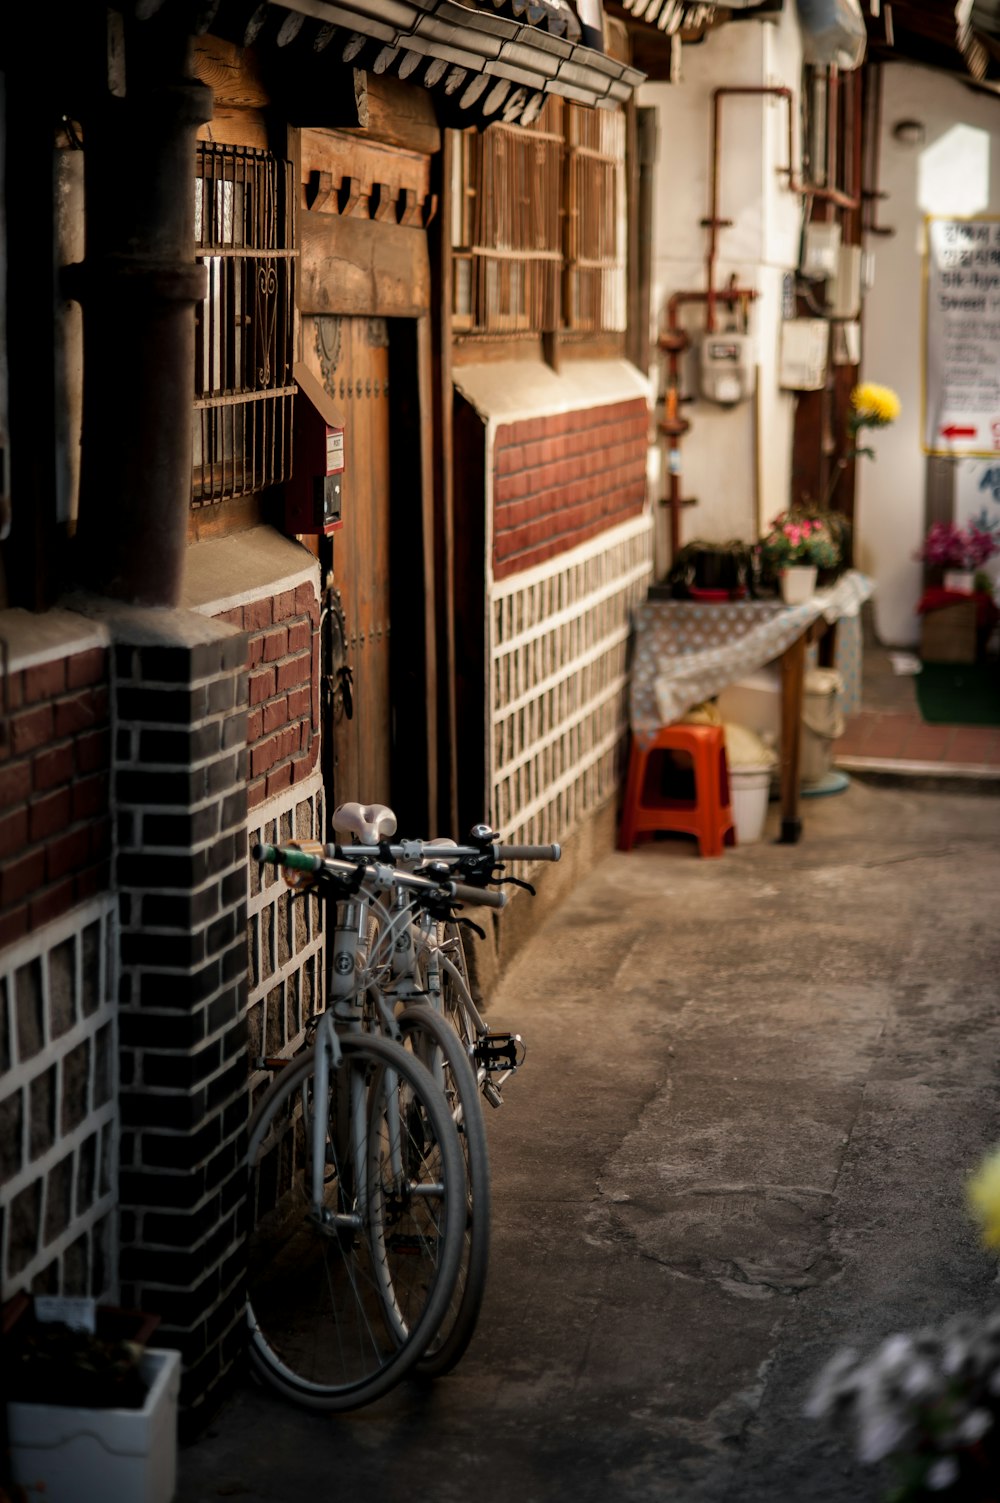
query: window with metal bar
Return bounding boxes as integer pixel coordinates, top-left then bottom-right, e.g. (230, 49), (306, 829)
(451, 101), (626, 337)
(193, 144), (296, 506)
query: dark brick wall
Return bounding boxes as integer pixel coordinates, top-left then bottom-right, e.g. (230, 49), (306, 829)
(214, 581), (320, 811)
(492, 399), (648, 580)
(113, 617), (251, 1418)
(0, 647), (111, 950)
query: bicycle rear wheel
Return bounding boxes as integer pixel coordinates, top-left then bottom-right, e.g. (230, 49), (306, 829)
(245, 1032), (464, 1411)
(396, 1002), (491, 1376)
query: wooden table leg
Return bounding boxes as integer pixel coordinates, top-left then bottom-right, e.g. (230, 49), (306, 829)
(779, 630), (807, 843)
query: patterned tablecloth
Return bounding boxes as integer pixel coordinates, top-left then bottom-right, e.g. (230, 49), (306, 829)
(629, 571), (875, 746)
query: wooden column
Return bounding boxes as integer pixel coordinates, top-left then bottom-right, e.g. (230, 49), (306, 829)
(778, 631), (807, 845)
(69, 9), (211, 607)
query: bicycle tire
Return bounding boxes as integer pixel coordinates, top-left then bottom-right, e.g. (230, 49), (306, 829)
(396, 1002), (491, 1376)
(245, 1031), (465, 1411)
(435, 920), (478, 1058)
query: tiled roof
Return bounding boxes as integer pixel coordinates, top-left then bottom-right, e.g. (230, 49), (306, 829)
(198, 0), (644, 124)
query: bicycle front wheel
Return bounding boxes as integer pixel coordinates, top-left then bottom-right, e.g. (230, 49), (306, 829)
(396, 1003), (491, 1377)
(245, 1032), (465, 1411)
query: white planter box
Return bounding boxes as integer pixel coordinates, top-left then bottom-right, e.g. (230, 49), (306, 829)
(6, 1346), (180, 1503)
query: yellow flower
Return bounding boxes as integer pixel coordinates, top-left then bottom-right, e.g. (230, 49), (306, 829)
(850, 383), (901, 425)
(966, 1147), (1000, 1250)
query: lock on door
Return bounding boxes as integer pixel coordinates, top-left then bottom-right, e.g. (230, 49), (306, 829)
(323, 587), (354, 722)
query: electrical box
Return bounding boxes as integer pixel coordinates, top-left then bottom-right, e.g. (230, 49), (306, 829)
(828, 244), (862, 320)
(831, 320), (861, 367)
(699, 332), (755, 406)
(286, 363), (345, 537)
(801, 221), (842, 281)
(779, 319), (829, 390)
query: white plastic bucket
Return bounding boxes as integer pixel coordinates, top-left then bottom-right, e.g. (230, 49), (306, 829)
(730, 767), (771, 844)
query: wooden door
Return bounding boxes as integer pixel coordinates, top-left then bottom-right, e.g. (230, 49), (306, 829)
(312, 315), (393, 809)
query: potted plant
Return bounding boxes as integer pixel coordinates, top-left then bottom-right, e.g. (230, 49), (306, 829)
(758, 511), (842, 605)
(806, 1144), (1000, 1501)
(2, 1293), (180, 1503)
(915, 519), (999, 593)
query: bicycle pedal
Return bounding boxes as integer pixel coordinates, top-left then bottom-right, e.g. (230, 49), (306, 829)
(473, 1031), (525, 1074)
(481, 1079), (504, 1110)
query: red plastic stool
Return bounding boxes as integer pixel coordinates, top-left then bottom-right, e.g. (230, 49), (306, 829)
(618, 723), (736, 857)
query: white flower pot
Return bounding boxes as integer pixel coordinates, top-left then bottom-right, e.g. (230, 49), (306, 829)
(780, 565), (817, 605)
(7, 1346), (180, 1503)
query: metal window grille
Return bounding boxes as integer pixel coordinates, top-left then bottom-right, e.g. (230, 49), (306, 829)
(452, 101), (625, 336)
(193, 144), (297, 506)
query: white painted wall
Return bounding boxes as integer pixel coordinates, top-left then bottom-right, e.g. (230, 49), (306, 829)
(639, 8), (803, 578)
(862, 64), (1000, 646)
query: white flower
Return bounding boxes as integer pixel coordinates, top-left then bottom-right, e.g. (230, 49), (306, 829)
(925, 1457), (960, 1491)
(958, 1407), (993, 1442)
(803, 1347), (861, 1419)
(899, 1357), (941, 1400)
(856, 1396), (912, 1466)
(877, 1334), (916, 1374)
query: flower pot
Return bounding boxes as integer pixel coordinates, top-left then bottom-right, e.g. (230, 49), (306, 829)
(2, 1292), (176, 1502)
(7, 1346), (180, 1503)
(780, 565), (817, 606)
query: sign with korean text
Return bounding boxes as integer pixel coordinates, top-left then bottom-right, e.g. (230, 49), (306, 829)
(923, 216), (1000, 458)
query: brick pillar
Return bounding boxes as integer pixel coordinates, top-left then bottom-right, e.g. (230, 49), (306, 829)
(108, 606), (249, 1421)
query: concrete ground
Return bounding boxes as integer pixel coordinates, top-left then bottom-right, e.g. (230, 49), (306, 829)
(178, 773), (1000, 1503)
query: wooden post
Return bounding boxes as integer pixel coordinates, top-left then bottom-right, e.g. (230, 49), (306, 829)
(778, 630), (807, 844)
(431, 128), (460, 836)
(69, 8), (211, 606)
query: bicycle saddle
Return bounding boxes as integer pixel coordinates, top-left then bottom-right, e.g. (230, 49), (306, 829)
(332, 801), (398, 844)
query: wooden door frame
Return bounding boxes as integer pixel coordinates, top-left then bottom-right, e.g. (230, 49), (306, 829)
(297, 209), (438, 833)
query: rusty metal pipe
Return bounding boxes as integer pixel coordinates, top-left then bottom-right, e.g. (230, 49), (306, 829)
(706, 85), (861, 326)
(705, 87), (793, 330)
(826, 64), (838, 207)
(659, 286), (758, 556)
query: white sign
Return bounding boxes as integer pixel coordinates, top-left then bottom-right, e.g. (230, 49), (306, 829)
(34, 1295), (97, 1332)
(924, 216), (1000, 458)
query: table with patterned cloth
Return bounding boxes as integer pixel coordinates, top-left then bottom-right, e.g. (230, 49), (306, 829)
(628, 571), (874, 842)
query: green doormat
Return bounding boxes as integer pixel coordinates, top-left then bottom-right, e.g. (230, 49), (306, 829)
(916, 659), (1000, 725)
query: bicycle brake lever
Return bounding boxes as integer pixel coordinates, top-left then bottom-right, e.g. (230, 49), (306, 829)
(498, 876), (536, 896)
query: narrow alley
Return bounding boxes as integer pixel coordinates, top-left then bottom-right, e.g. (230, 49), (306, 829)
(178, 772), (1000, 1502)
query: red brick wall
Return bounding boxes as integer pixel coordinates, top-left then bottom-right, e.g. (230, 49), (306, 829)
(492, 398), (648, 580)
(0, 648), (111, 949)
(214, 582), (320, 810)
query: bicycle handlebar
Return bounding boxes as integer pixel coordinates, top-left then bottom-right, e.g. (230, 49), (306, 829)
(253, 843), (321, 872)
(493, 843), (561, 862)
(252, 843), (507, 909)
(448, 880), (507, 910)
(327, 840), (562, 865)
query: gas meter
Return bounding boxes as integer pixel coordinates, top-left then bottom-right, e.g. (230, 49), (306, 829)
(699, 331), (755, 407)
(285, 363), (345, 537)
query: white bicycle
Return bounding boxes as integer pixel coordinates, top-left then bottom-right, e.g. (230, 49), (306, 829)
(245, 846), (487, 1410)
(327, 801), (561, 1375)
(246, 812), (559, 1402)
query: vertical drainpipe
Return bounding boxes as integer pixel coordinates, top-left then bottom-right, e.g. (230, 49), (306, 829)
(67, 10), (212, 607)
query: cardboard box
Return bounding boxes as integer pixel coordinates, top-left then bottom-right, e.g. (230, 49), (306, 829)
(7, 1346), (180, 1503)
(920, 600), (977, 663)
